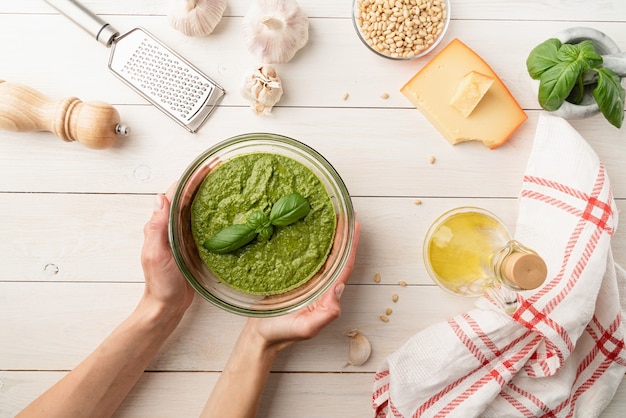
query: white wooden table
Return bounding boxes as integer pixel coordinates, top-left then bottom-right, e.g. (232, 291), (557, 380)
(1, 1), (625, 416)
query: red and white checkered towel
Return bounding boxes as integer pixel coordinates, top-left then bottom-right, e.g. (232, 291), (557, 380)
(372, 113), (626, 417)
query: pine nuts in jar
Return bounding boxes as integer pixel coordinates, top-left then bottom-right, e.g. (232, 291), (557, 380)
(353, 0), (450, 60)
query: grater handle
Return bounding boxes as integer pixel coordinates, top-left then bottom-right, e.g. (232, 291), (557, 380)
(43, 0), (119, 46)
(0, 80), (129, 150)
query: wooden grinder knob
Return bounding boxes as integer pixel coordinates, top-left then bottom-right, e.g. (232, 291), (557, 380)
(0, 80), (129, 150)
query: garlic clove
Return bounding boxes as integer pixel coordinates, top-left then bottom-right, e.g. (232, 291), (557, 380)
(242, 0), (309, 64)
(345, 330), (372, 367)
(168, 0), (227, 37)
(240, 65), (284, 115)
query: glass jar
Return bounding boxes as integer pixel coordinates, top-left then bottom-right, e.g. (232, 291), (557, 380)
(423, 207), (547, 313)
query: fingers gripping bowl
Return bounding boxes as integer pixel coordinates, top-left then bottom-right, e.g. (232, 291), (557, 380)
(169, 133), (355, 317)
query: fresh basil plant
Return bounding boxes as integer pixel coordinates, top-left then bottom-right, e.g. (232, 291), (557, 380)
(203, 193), (311, 254)
(526, 38), (624, 128)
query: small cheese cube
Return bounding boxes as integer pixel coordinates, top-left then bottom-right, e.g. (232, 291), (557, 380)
(449, 71), (494, 118)
(401, 38), (527, 149)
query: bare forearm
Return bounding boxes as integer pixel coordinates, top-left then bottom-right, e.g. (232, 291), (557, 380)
(201, 323), (280, 418)
(18, 299), (185, 418)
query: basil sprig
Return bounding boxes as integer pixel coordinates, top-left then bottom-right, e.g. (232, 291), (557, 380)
(526, 38), (624, 128)
(203, 193), (311, 254)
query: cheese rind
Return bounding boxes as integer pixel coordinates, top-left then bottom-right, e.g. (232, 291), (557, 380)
(401, 38), (527, 149)
(450, 71), (494, 118)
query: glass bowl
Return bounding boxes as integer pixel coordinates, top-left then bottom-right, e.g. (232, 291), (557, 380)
(352, 0), (451, 60)
(169, 133), (355, 317)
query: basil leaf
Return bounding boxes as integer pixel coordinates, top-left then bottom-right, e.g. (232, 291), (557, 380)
(247, 210), (270, 230)
(203, 224), (257, 254)
(269, 193), (311, 226)
(538, 60), (583, 111)
(592, 68), (625, 129)
(556, 43), (582, 63)
(247, 210), (274, 240)
(575, 40), (603, 71)
(526, 38), (562, 79)
(258, 225), (274, 241)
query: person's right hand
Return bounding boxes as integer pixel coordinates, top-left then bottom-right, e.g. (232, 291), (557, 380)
(244, 221), (361, 354)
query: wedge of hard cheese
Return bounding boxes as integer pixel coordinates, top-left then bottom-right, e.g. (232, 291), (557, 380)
(401, 38), (527, 149)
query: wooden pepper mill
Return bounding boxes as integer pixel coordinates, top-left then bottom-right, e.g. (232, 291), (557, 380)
(0, 80), (129, 150)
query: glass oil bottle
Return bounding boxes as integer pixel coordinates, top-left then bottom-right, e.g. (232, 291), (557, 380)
(423, 207), (547, 313)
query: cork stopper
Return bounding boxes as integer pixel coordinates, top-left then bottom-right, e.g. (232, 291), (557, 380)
(503, 252), (547, 290)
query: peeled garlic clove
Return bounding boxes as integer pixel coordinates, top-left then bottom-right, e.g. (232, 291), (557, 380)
(168, 0), (226, 37)
(345, 330), (372, 367)
(241, 65), (284, 115)
(242, 0), (309, 64)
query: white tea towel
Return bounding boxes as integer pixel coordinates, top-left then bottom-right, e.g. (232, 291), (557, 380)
(372, 113), (626, 417)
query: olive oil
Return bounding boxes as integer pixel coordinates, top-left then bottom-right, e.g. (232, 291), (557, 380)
(425, 208), (510, 296)
(424, 207), (547, 305)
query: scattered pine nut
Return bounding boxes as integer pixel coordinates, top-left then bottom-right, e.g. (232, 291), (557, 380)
(380, 315), (390, 322)
(428, 155), (436, 164)
(381, 92), (390, 99)
(398, 280), (407, 287)
(385, 308), (393, 316)
(413, 199), (422, 205)
(392, 293), (399, 303)
(374, 273), (381, 283)
(342, 92), (349, 100)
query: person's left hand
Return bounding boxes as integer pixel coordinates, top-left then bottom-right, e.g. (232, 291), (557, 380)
(140, 183), (195, 317)
(245, 221), (361, 354)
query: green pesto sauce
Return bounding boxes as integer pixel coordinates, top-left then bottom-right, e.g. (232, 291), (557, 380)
(191, 153), (337, 295)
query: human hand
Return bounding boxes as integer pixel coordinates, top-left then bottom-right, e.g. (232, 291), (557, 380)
(244, 220), (361, 354)
(140, 183), (195, 317)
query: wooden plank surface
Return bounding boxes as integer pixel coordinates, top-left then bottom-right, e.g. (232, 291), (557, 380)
(0, 282), (480, 372)
(7, 0), (626, 21)
(1, 0), (625, 417)
(1, 108), (625, 197)
(1, 14), (624, 110)
(3, 370), (626, 418)
(2, 370), (625, 418)
(1, 195), (625, 283)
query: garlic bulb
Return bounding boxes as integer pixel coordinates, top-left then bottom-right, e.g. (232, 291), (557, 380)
(168, 0), (226, 37)
(241, 66), (284, 115)
(345, 330), (372, 367)
(242, 0), (309, 64)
